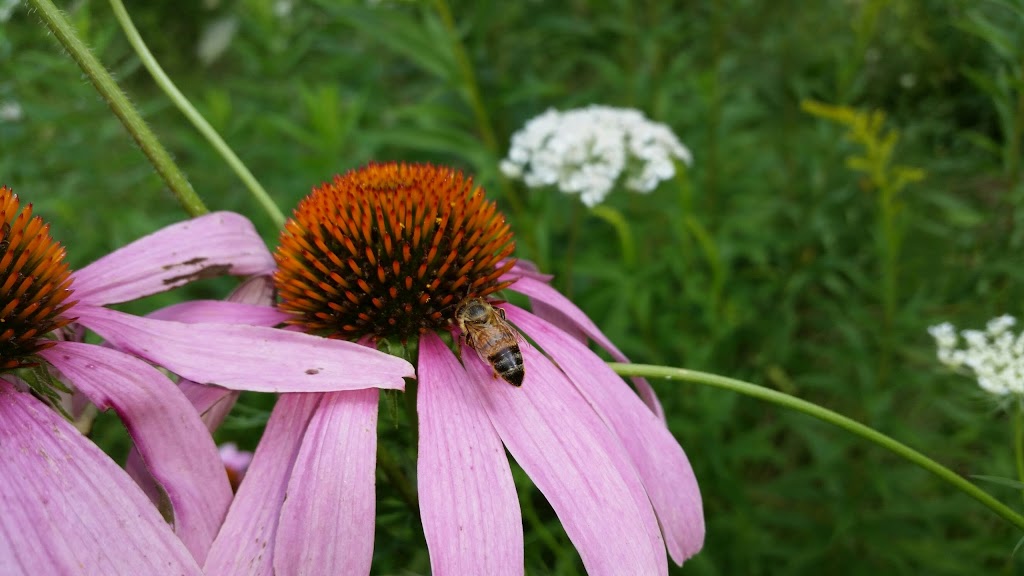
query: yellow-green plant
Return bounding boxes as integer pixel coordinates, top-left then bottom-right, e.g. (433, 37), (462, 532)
(801, 100), (925, 380)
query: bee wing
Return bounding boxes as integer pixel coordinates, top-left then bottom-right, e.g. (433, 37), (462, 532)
(500, 318), (524, 345)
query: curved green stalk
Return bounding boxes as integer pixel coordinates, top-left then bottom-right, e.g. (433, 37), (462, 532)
(608, 362), (1024, 532)
(107, 0), (286, 228)
(28, 0), (207, 217)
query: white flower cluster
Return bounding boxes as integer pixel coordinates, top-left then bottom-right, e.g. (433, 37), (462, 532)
(0, 101), (22, 123)
(500, 105), (692, 207)
(928, 315), (1024, 396)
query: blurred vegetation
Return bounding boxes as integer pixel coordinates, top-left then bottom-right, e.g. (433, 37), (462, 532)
(4, 0), (1024, 573)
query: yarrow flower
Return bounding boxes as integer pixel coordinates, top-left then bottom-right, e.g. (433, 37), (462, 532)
(929, 315), (1024, 396)
(500, 105), (692, 207)
(208, 163), (704, 575)
(0, 186), (413, 573)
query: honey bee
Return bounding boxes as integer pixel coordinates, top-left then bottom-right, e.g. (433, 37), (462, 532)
(454, 297), (524, 387)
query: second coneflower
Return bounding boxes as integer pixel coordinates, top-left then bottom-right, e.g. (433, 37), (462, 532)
(0, 186), (413, 574)
(206, 162), (704, 576)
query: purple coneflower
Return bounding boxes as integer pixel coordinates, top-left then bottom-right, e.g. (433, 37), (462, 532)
(0, 186), (413, 573)
(206, 163), (704, 575)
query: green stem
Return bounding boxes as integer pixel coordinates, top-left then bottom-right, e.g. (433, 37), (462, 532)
(561, 201), (583, 297)
(429, 0), (525, 218)
(377, 443), (419, 514)
(590, 205), (636, 270)
(107, 0), (286, 228)
(1015, 407), (1024, 505)
(877, 185), (898, 389)
(28, 0), (207, 217)
(430, 0), (496, 153)
(608, 362), (1024, 532)
(519, 487), (563, 556)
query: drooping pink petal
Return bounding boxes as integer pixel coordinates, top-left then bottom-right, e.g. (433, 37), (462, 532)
(0, 379), (202, 575)
(205, 393), (321, 576)
(503, 274), (666, 421)
(507, 306), (705, 563)
(274, 389), (379, 576)
(125, 277), (275, 500)
(501, 258), (553, 282)
(71, 212), (276, 306)
(124, 379), (241, 506)
(226, 274), (277, 305)
(417, 333), (523, 576)
(73, 305), (413, 392)
(150, 274), (280, 327)
(150, 274), (280, 429)
(40, 342), (232, 564)
(148, 300), (290, 327)
(526, 297), (587, 343)
(464, 343), (667, 576)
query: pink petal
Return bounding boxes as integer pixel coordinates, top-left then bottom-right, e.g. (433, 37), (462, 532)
(465, 343), (667, 575)
(417, 333), (523, 576)
(74, 305), (413, 393)
(148, 300), (290, 327)
(219, 443), (254, 477)
(125, 278), (273, 499)
(71, 212), (276, 306)
(501, 258), (553, 282)
(274, 390), (379, 576)
(0, 379), (202, 575)
(125, 381), (240, 506)
(506, 306), (705, 563)
(150, 275), (278, 326)
(205, 393), (321, 576)
(526, 297), (587, 344)
(225, 274), (277, 305)
(40, 342), (232, 564)
(503, 275), (666, 421)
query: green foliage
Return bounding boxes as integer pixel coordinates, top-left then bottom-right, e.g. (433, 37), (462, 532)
(7, 0), (1024, 573)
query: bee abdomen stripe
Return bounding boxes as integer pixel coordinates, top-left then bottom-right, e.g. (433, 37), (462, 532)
(488, 346), (525, 386)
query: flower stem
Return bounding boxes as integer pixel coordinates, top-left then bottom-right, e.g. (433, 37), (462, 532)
(429, 0), (525, 218)
(608, 362), (1024, 532)
(590, 205), (636, 270)
(27, 0), (207, 217)
(561, 201), (583, 297)
(519, 486), (564, 556)
(377, 443), (419, 514)
(107, 0), (286, 228)
(1015, 406), (1024, 505)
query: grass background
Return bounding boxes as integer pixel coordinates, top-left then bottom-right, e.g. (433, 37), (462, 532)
(4, 0), (1024, 573)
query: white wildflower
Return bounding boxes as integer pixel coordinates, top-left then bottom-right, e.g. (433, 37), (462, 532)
(196, 16), (238, 66)
(274, 0), (294, 18)
(0, 101), (22, 123)
(0, 0), (18, 22)
(501, 105), (692, 207)
(929, 315), (1024, 396)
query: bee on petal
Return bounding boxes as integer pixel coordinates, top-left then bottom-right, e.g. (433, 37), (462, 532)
(454, 297), (524, 386)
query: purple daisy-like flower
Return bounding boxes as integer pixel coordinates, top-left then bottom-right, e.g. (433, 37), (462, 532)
(206, 163), (704, 575)
(0, 186), (413, 573)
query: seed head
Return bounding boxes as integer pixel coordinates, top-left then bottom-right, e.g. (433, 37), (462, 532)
(274, 163), (516, 341)
(0, 186), (76, 371)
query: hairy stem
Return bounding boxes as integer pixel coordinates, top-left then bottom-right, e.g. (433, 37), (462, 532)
(108, 0), (285, 227)
(28, 0), (207, 217)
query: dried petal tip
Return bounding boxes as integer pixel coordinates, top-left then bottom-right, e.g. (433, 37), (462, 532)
(0, 186), (76, 371)
(274, 163), (516, 340)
